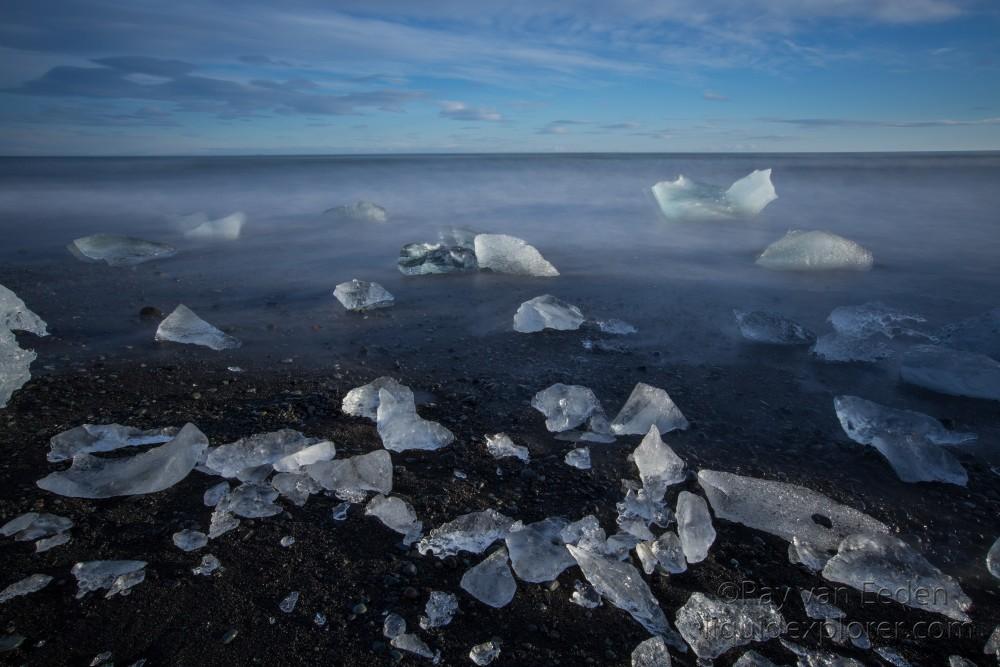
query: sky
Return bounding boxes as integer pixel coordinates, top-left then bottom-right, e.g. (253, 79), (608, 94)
(0, 0), (998, 155)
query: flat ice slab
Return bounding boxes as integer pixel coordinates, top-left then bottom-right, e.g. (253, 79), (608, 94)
(513, 295), (584, 333)
(48, 423), (178, 462)
(69, 234), (177, 266)
(155, 305), (241, 351)
(901, 345), (1000, 400)
(651, 169), (777, 221)
(333, 279), (395, 312)
(756, 230), (874, 271)
(611, 382), (688, 435)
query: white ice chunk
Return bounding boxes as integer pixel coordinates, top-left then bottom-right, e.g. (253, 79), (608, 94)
(333, 279), (395, 312)
(756, 230), (873, 272)
(172, 529), (208, 552)
(734, 650), (781, 667)
(325, 201), (387, 223)
(460, 547), (517, 608)
(469, 640), (501, 666)
(564, 447), (591, 469)
(366, 494), (422, 545)
(473, 234), (558, 277)
(69, 234), (177, 266)
(398, 242), (478, 276)
(822, 533), (971, 622)
(788, 536), (831, 573)
(71, 560), (146, 598)
(901, 345), (1000, 401)
(632, 425), (686, 502)
(155, 305), (241, 351)
(272, 440), (336, 473)
(418, 509), (515, 558)
(734, 310), (815, 345)
(183, 212), (245, 240)
(48, 424), (178, 462)
(697, 470), (890, 553)
(676, 491), (715, 564)
(419, 591), (458, 630)
(376, 389), (454, 452)
(631, 636), (672, 667)
(567, 544), (684, 647)
(513, 295), (584, 333)
(652, 169), (777, 221)
(0, 574), (53, 604)
(561, 515), (609, 555)
(342, 376), (413, 421)
(205, 429), (319, 478)
(304, 449), (393, 501)
(531, 383), (609, 434)
(675, 592), (785, 660)
(611, 383), (688, 435)
(505, 518), (575, 583)
(485, 433), (529, 462)
(37, 423), (208, 498)
(203, 481), (229, 507)
(636, 531), (687, 576)
(35, 532), (71, 553)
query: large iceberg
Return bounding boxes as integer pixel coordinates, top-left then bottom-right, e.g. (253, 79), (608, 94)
(183, 212), (245, 240)
(155, 305), (241, 351)
(333, 279), (394, 312)
(651, 169), (777, 221)
(756, 230), (874, 271)
(324, 200), (388, 223)
(611, 383), (688, 435)
(734, 310), (815, 345)
(398, 242), (478, 276)
(900, 345), (1000, 400)
(69, 234), (177, 266)
(473, 234), (559, 277)
(37, 423), (208, 498)
(48, 423), (178, 462)
(513, 295), (585, 333)
(376, 389), (454, 452)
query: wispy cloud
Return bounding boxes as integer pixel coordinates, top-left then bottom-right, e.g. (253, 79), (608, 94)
(703, 90), (728, 101)
(766, 116), (1000, 128)
(439, 101), (503, 121)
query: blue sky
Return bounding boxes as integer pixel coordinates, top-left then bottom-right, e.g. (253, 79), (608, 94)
(1, 0), (998, 154)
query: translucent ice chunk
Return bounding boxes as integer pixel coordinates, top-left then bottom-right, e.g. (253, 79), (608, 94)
(333, 279), (395, 312)
(2, 512), (73, 541)
(35, 532), (71, 553)
(811, 333), (892, 363)
(564, 447), (591, 469)
(279, 591), (299, 613)
(341, 376), (414, 421)
(376, 389), (454, 452)
(203, 481), (230, 507)
(419, 591), (457, 630)
(636, 531), (686, 575)
(676, 492), (715, 564)
(460, 547), (517, 608)
(48, 424), (178, 462)
(822, 533), (971, 621)
(900, 345), (1000, 401)
(383, 613), (406, 638)
(675, 592), (785, 659)
(567, 544), (684, 646)
(398, 242), (478, 276)
(631, 636), (672, 667)
(272, 441), (336, 473)
(71, 560), (146, 598)
(988, 537), (1000, 580)
(651, 169), (777, 221)
(788, 536), (830, 573)
(0, 284), (48, 336)
(734, 310), (815, 345)
(418, 509), (516, 558)
(205, 429), (319, 478)
(69, 234), (177, 266)
(697, 470), (890, 553)
(505, 518), (575, 583)
(531, 384), (608, 433)
(37, 423), (208, 498)
(183, 212), (245, 240)
(871, 433), (966, 485)
(513, 295), (584, 333)
(366, 494), (422, 545)
(571, 579), (601, 608)
(756, 230), (874, 272)
(0, 574), (53, 603)
(324, 201), (387, 223)
(192, 554), (221, 576)
(469, 640), (501, 666)
(304, 449), (393, 501)
(632, 425), (686, 502)
(390, 633), (441, 663)
(155, 305), (241, 351)
(172, 529), (208, 552)
(829, 302), (928, 340)
(271, 472), (321, 506)
(485, 433), (529, 462)
(0, 330), (35, 409)
(938, 307), (1000, 360)
(611, 383), (688, 435)
(473, 234), (558, 277)
(835, 395), (976, 447)
(227, 482), (282, 518)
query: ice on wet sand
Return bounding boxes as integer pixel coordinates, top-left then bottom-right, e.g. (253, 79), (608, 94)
(342, 376), (414, 421)
(734, 310), (815, 345)
(365, 494), (423, 545)
(48, 423), (178, 462)
(756, 230), (874, 271)
(398, 242), (478, 276)
(531, 384), (609, 434)
(469, 640), (501, 666)
(69, 234), (177, 266)
(473, 234), (558, 277)
(418, 509), (516, 558)
(192, 554), (221, 576)
(460, 547), (517, 608)
(325, 201), (387, 222)
(2, 512), (73, 541)
(333, 279), (395, 312)
(72, 560), (147, 598)
(205, 429), (321, 478)
(0, 574), (53, 603)
(676, 491), (715, 563)
(505, 518), (575, 583)
(611, 383), (688, 435)
(513, 295), (584, 333)
(988, 537), (1000, 580)
(675, 592), (785, 660)
(0, 285), (48, 336)
(37, 423), (208, 499)
(155, 305), (241, 351)
(632, 425), (686, 501)
(900, 345), (1000, 401)
(485, 433), (529, 462)
(651, 169), (777, 221)
(172, 529), (208, 551)
(376, 389), (454, 452)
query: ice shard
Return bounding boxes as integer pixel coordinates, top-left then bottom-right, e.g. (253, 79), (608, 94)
(632, 425), (686, 502)
(676, 492), (715, 564)
(636, 531), (686, 575)
(469, 640), (501, 666)
(938, 307), (1000, 360)
(398, 242), (478, 276)
(48, 424), (178, 462)
(376, 389), (454, 452)
(697, 470), (890, 553)
(531, 383), (609, 434)
(564, 447), (591, 469)
(571, 579), (601, 608)
(611, 383), (688, 435)
(460, 547), (517, 608)
(675, 592), (785, 660)
(205, 429), (320, 478)
(183, 212), (245, 240)
(822, 533), (971, 622)
(513, 295), (584, 333)
(505, 518), (575, 583)
(756, 230), (874, 271)
(341, 376), (414, 421)
(272, 472), (320, 506)
(68, 234), (177, 266)
(37, 423), (208, 499)
(304, 449), (393, 502)
(390, 633), (440, 663)
(71, 560), (147, 598)
(155, 305), (241, 351)
(227, 482), (282, 518)
(900, 345), (1000, 401)
(324, 200), (388, 223)
(733, 650), (781, 667)
(651, 169), (777, 221)
(595, 319), (638, 335)
(734, 310), (815, 345)
(333, 279), (395, 312)
(0, 284), (48, 336)
(631, 636), (672, 667)
(0, 574), (53, 604)
(485, 433), (529, 462)
(473, 234), (559, 277)
(419, 591), (458, 630)
(365, 494), (422, 545)
(417, 509), (516, 558)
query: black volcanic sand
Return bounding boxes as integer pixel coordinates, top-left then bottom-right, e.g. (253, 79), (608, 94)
(1, 327), (1000, 667)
